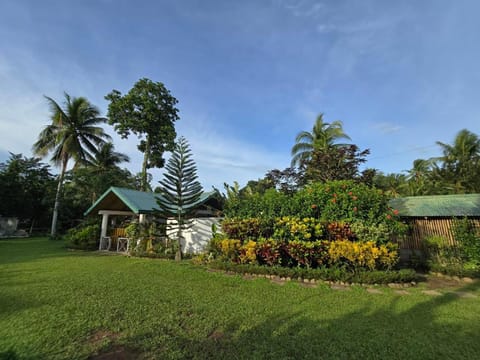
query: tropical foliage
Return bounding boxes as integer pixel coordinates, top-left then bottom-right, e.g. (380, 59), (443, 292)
(374, 129), (480, 196)
(32, 93), (110, 236)
(290, 113), (351, 168)
(105, 78), (180, 191)
(0, 153), (55, 230)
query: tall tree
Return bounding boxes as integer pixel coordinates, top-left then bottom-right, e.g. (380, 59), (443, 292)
(303, 145), (370, 183)
(373, 172), (407, 198)
(67, 142), (132, 204)
(404, 159), (433, 196)
(105, 78), (180, 191)
(156, 136), (203, 260)
(433, 129), (480, 193)
(90, 142), (130, 172)
(291, 113), (351, 168)
(32, 93), (110, 236)
(264, 167), (304, 194)
(0, 153), (55, 230)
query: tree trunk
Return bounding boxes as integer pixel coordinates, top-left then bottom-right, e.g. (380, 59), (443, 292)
(50, 156), (67, 237)
(175, 212), (183, 261)
(141, 137), (150, 192)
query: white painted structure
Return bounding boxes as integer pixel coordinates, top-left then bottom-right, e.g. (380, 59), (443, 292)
(0, 217), (19, 236)
(98, 210), (137, 239)
(166, 217), (221, 254)
(85, 187), (222, 252)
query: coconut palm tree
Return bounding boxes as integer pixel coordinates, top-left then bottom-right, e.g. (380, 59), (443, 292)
(90, 142), (130, 172)
(402, 158), (433, 195)
(433, 129), (480, 193)
(436, 129), (480, 164)
(32, 93), (111, 236)
(291, 113), (351, 168)
(70, 142), (131, 202)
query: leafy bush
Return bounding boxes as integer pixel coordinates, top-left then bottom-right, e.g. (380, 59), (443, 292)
(239, 240), (257, 264)
(423, 221), (480, 277)
(223, 180), (405, 238)
(219, 239), (241, 262)
(424, 235), (462, 267)
(284, 240), (329, 268)
(325, 221), (355, 241)
(453, 218), (480, 264)
(273, 216), (324, 242)
(256, 238), (285, 266)
(328, 240), (398, 271)
(221, 218), (273, 241)
(224, 188), (291, 219)
(293, 181), (394, 226)
(65, 222), (100, 250)
(350, 222), (392, 244)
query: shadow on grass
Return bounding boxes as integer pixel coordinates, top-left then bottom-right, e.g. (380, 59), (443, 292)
(124, 281), (480, 360)
(0, 237), (87, 266)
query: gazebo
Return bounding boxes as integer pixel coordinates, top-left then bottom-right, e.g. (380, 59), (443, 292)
(84, 187), (222, 252)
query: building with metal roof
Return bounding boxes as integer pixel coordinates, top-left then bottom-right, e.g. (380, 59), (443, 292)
(84, 187), (223, 248)
(388, 194), (480, 252)
(389, 193), (480, 218)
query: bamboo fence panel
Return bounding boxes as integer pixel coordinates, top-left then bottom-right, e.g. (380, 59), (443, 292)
(398, 218), (480, 250)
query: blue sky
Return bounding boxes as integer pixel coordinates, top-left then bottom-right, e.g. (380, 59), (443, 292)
(1, 0), (479, 191)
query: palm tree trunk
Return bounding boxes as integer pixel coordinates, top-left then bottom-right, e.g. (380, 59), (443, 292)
(51, 156), (67, 237)
(141, 137), (150, 191)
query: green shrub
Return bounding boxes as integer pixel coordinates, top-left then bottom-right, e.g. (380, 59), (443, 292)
(453, 218), (480, 264)
(350, 222), (392, 244)
(294, 181), (395, 226)
(223, 188), (291, 219)
(325, 221), (355, 241)
(424, 235), (463, 267)
(65, 222), (100, 250)
(273, 216), (324, 242)
(328, 239), (399, 271)
(284, 240), (329, 268)
(221, 218), (274, 241)
(256, 238), (285, 266)
(223, 180), (405, 239)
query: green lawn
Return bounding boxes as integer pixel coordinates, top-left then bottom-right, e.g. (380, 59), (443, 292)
(1, 238), (479, 359)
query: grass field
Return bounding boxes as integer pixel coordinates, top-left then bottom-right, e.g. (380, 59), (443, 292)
(1, 238), (479, 359)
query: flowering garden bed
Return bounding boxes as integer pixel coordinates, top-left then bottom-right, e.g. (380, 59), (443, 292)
(200, 180), (413, 282)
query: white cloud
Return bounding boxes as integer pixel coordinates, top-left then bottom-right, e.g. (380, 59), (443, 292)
(373, 122), (403, 134)
(279, 0), (325, 17)
(169, 112), (288, 190)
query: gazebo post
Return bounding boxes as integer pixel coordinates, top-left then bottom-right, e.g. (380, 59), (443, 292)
(100, 213), (109, 240)
(97, 210), (136, 250)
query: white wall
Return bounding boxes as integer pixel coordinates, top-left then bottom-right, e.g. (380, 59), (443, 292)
(0, 217), (18, 236)
(166, 217), (221, 254)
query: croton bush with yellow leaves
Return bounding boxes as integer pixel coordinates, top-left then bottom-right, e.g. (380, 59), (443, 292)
(208, 180), (406, 272)
(213, 237), (398, 271)
(328, 240), (398, 270)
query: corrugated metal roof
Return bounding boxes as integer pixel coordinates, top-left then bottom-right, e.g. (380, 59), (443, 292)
(84, 187), (219, 216)
(389, 194), (480, 217)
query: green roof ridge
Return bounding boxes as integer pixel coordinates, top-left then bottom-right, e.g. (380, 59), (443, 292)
(389, 193), (480, 217)
(84, 187), (219, 216)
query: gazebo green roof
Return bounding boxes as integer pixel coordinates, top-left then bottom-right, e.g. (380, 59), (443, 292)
(389, 194), (480, 217)
(84, 187), (219, 216)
